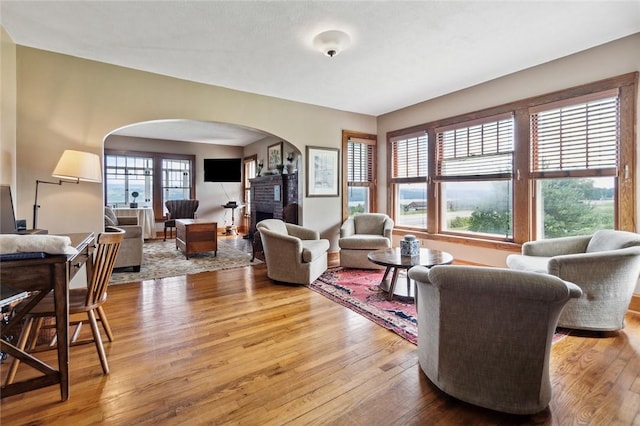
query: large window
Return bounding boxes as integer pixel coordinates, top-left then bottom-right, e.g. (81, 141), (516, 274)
(530, 91), (618, 238)
(389, 130), (428, 228)
(105, 150), (195, 221)
(342, 131), (376, 220)
(386, 73), (637, 244)
(436, 114), (514, 239)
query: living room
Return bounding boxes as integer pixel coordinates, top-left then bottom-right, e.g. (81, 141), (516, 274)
(2, 1), (640, 423)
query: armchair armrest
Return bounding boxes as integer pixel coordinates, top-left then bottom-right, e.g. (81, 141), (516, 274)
(340, 218), (355, 238)
(547, 246), (640, 285)
(382, 217), (394, 239)
(522, 235), (592, 257)
(286, 223), (319, 240)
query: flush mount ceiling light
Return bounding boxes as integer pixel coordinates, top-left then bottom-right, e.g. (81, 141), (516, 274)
(312, 30), (351, 58)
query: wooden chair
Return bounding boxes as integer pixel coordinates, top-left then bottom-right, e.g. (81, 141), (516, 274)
(5, 227), (125, 383)
(164, 199), (199, 240)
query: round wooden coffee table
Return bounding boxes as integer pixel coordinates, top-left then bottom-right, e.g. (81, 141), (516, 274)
(368, 247), (454, 301)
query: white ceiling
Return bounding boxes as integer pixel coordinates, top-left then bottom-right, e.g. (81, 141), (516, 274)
(2, 1), (639, 145)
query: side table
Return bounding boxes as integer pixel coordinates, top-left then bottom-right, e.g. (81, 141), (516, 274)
(175, 219), (217, 259)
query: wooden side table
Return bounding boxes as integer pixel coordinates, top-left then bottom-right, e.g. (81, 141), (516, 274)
(175, 219), (217, 259)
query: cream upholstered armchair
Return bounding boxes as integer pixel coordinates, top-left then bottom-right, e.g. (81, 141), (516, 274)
(257, 219), (329, 285)
(339, 213), (394, 269)
(104, 206), (143, 271)
(506, 229), (640, 331)
(408, 265), (582, 415)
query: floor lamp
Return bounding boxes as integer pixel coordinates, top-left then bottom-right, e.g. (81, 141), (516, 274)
(33, 150), (102, 229)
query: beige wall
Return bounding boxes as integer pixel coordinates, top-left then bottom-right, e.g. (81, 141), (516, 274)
(378, 33), (640, 268)
(1, 27), (16, 190)
(14, 46), (376, 248)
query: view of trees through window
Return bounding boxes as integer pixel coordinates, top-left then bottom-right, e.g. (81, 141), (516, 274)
(538, 177), (614, 238)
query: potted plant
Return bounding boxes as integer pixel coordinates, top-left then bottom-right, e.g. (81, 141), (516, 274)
(130, 191), (139, 208)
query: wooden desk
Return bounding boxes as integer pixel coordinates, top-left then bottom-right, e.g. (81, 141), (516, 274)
(0, 232), (94, 401)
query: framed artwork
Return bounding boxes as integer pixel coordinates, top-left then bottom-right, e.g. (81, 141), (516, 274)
(306, 146), (339, 197)
(267, 142), (283, 170)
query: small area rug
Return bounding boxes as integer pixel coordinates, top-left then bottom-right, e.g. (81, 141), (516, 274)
(309, 267), (571, 346)
(109, 239), (258, 285)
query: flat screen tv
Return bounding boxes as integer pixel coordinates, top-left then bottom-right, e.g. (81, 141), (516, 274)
(204, 158), (242, 183)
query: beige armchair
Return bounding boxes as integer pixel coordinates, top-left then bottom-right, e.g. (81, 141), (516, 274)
(257, 219), (329, 285)
(339, 213), (394, 269)
(507, 229), (640, 331)
(104, 206), (143, 271)
(408, 264), (582, 415)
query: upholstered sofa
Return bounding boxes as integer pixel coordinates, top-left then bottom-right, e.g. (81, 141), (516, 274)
(339, 213), (393, 269)
(408, 264), (582, 415)
(104, 206), (144, 271)
(257, 219), (329, 285)
(506, 229), (640, 331)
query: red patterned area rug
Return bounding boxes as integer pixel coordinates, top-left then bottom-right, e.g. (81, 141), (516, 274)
(308, 267), (572, 346)
(308, 267), (418, 344)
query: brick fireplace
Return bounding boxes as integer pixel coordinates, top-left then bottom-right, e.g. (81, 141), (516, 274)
(249, 172), (298, 231)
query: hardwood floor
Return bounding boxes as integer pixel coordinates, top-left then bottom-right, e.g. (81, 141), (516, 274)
(2, 236), (639, 425)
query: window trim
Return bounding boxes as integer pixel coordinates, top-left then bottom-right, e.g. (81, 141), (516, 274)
(386, 72), (637, 244)
(104, 149), (196, 221)
(342, 130), (377, 222)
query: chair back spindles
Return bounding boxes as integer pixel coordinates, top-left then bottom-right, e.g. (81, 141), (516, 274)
(85, 227), (124, 308)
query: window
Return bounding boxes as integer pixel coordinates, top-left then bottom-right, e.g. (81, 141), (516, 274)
(386, 72), (636, 244)
(342, 131), (376, 219)
(436, 114), (514, 239)
(389, 130), (428, 229)
(530, 91), (619, 238)
(105, 153), (153, 207)
(105, 150), (195, 221)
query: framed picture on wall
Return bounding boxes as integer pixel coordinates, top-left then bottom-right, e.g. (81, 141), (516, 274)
(267, 142), (283, 170)
(306, 146), (339, 197)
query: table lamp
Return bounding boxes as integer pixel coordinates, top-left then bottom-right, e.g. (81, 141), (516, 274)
(33, 150), (102, 229)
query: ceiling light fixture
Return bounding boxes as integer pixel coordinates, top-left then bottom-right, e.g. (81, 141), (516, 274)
(312, 30), (351, 58)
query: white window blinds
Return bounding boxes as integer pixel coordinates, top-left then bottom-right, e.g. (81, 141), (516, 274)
(347, 138), (374, 184)
(530, 90), (619, 177)
(390, 131), (428, 179)
(436, 113), (514, 181)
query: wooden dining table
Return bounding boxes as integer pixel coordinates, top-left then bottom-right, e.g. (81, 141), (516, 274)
(0, 232), (94, 401)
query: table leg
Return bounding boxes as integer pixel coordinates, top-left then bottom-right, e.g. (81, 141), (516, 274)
(387, 268), (400, 301)
(52, 263), (70, 401)
(381, 266), (392, 283)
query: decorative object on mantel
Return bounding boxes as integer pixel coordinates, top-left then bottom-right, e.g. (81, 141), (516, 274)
(285, 152), (295, 174)
(109, 239), (259, 284)
(130, 191), (139, 208)
(256, 160), (263, 177)
(276, 164), (285, 174)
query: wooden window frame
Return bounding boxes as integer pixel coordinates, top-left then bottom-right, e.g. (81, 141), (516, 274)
(386, 72), (637, 245)
(104, 149), (196, 222)
(342, 130), (377, 222)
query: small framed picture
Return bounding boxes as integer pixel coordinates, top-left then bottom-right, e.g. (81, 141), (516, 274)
(306, 146), (340, 197)
(267, 142), (283, 171)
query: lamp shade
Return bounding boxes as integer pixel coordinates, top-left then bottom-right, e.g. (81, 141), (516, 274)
(52, 150), (102, 183)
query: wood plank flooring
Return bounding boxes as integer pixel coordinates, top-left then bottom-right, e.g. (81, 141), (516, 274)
(1, 236), (639, 425)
